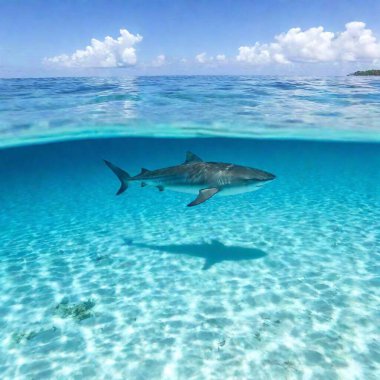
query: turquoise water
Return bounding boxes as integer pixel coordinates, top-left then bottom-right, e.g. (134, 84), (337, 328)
(0, 77), (380, 379)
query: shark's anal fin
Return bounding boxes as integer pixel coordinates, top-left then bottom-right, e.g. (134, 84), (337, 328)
(157, 185), (164, 192)
(184, 151), (203, 164)
(187, 188), (219, 207)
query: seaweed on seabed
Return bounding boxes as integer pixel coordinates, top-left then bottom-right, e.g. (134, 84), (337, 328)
(11, 330), (39, 344)
(11, 326), (58, 345)
(54, 298), (96, 322)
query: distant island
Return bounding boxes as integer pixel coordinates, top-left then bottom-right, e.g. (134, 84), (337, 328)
(349, 70), (380, 76)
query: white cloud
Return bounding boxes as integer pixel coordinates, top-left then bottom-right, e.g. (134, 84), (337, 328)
(44, 29), (143, 68)
(237, 21), (380, 65)
(195, 52), (210, 63)
(196, 52), (227, 64)
(152, 54), (166, 67)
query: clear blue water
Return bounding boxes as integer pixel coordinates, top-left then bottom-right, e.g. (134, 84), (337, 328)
(0, 77), (379, 379)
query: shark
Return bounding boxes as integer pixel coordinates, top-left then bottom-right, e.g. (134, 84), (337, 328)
(104, 151), (276, 207)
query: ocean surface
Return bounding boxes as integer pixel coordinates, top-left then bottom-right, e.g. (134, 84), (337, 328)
(1, 76), (380, 147)
(0, 77), (379, 380)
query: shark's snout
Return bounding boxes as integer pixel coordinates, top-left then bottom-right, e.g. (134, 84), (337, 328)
(265, 172), (276, 181)
(254, 171), (275, 182)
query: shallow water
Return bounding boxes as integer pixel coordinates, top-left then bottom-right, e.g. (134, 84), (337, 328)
(0, 137), (379, 379)
(1, 76), (380, 147)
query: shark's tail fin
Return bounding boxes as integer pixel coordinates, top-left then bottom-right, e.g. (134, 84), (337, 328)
(103, 160), (131, 195)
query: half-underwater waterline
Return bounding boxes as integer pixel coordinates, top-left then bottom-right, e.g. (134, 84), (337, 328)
(0, 136), (379, 379)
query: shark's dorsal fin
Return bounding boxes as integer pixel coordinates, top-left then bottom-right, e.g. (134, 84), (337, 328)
(139, 168), (150, 175)
(184, 151), (203, 164)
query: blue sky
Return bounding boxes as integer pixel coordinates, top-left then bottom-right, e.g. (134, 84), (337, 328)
(1, 0), (380, 77)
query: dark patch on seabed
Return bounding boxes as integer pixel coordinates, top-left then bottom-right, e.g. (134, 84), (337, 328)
(129, 239), (267, 270)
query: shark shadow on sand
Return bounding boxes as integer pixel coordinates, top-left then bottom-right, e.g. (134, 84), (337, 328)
(129, 239), (267, 270)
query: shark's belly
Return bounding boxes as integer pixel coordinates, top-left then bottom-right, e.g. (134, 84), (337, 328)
(165, 184), (203, 194)
(165, 182), (264, 196)
(220, 183), (264, 196)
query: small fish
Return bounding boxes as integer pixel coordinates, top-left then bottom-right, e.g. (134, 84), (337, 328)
(104, 151), (275, 207)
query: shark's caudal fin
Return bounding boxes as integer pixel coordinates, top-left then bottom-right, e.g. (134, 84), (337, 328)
(103, 160), (131, 195)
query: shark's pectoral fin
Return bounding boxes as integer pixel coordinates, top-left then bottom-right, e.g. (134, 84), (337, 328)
(157, 185), (164, 192)
(187, 187), (219, 207)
